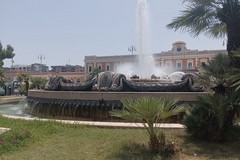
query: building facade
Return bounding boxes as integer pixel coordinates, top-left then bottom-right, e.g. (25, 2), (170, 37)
(84, 41), (227, 78)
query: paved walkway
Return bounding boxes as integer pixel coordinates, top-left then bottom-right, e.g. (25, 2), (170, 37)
(0, 96), (185, 129)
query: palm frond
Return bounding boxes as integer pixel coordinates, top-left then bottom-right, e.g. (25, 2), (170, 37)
(168, 0), (229, 38)
(228, 68), (240, 91)
(167, 3), (224, 38)
(196, 94), (233, 128)
(110, 97), (187, 128)
(196, 54), (230, 90)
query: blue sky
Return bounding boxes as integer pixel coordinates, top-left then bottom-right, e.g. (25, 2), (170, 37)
(1, 0), (225, 67)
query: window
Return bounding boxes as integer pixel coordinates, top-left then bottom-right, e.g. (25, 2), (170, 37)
(106, 65), (110, 71)
(88, 66), (92, 72)
(176, 62), (182, 69)
(165, 61), (172, 68)
(200, 59), (207, 66)
(97, 64), (102, 70)
(187, 62), (193, 69)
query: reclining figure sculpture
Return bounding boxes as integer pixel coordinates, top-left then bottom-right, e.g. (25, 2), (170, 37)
(46, 71), (202, 92)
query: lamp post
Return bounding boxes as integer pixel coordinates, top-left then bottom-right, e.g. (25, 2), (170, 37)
(128, 45), (136, 55)
(38, 55), (45, 72)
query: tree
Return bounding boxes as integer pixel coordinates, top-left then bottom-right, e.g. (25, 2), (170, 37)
(17, 73), (31, 95)
(167, 0), (240, 67)
(0, 42), (15, 67)
(0, 42), (15, 94)
(110, 97), (186, 153)
(0, 68), (5, 88)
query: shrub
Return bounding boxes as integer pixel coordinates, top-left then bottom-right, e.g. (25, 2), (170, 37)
(184, 103), (217, 140)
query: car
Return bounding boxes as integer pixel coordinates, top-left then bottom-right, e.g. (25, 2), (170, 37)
(0, 87), (5, 96)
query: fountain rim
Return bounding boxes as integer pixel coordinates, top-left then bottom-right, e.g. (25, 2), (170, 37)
(28, 90), (208, 101)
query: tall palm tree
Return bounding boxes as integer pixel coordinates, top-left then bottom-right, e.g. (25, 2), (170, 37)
(167, 0), (240, 67)
(110, 97), (186, 152)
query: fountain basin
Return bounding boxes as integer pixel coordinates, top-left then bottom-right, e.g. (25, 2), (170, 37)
(27, 90), (207, 121)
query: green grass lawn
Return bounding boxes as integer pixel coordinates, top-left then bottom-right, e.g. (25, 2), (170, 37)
(0, 116), (239, 160)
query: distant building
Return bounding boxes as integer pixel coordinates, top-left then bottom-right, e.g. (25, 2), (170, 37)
(31, 63), (49, 72)
(4, 70), (85, 83)
(51, 65), (84, 72)
(9, 63), (49, 72)
(11, 64), (32, 71)
(3, 64), (85, 83)
(84, 41), (227, 78)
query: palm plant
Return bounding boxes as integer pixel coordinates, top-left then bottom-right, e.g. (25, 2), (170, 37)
(110, 97), (186, 153)
(185, 53), (240, 142)
(197, 54), (230, 94)
(30, 77), (48, 89)
(229, 68), (240, 91)
(167, 0), (240, 67)
(228, 51), (240, 91)
(185, 92), (240, 142)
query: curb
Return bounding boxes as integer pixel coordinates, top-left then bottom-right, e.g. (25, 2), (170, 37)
(2, 115), (185, 129)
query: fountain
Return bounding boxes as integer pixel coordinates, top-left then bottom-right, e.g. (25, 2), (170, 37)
(26, 71), (204, 121)
(24, 0), (206, 121)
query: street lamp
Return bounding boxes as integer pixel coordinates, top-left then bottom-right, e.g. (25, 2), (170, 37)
(128, 45), (136, 55)
(38, 55), (45, 72)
